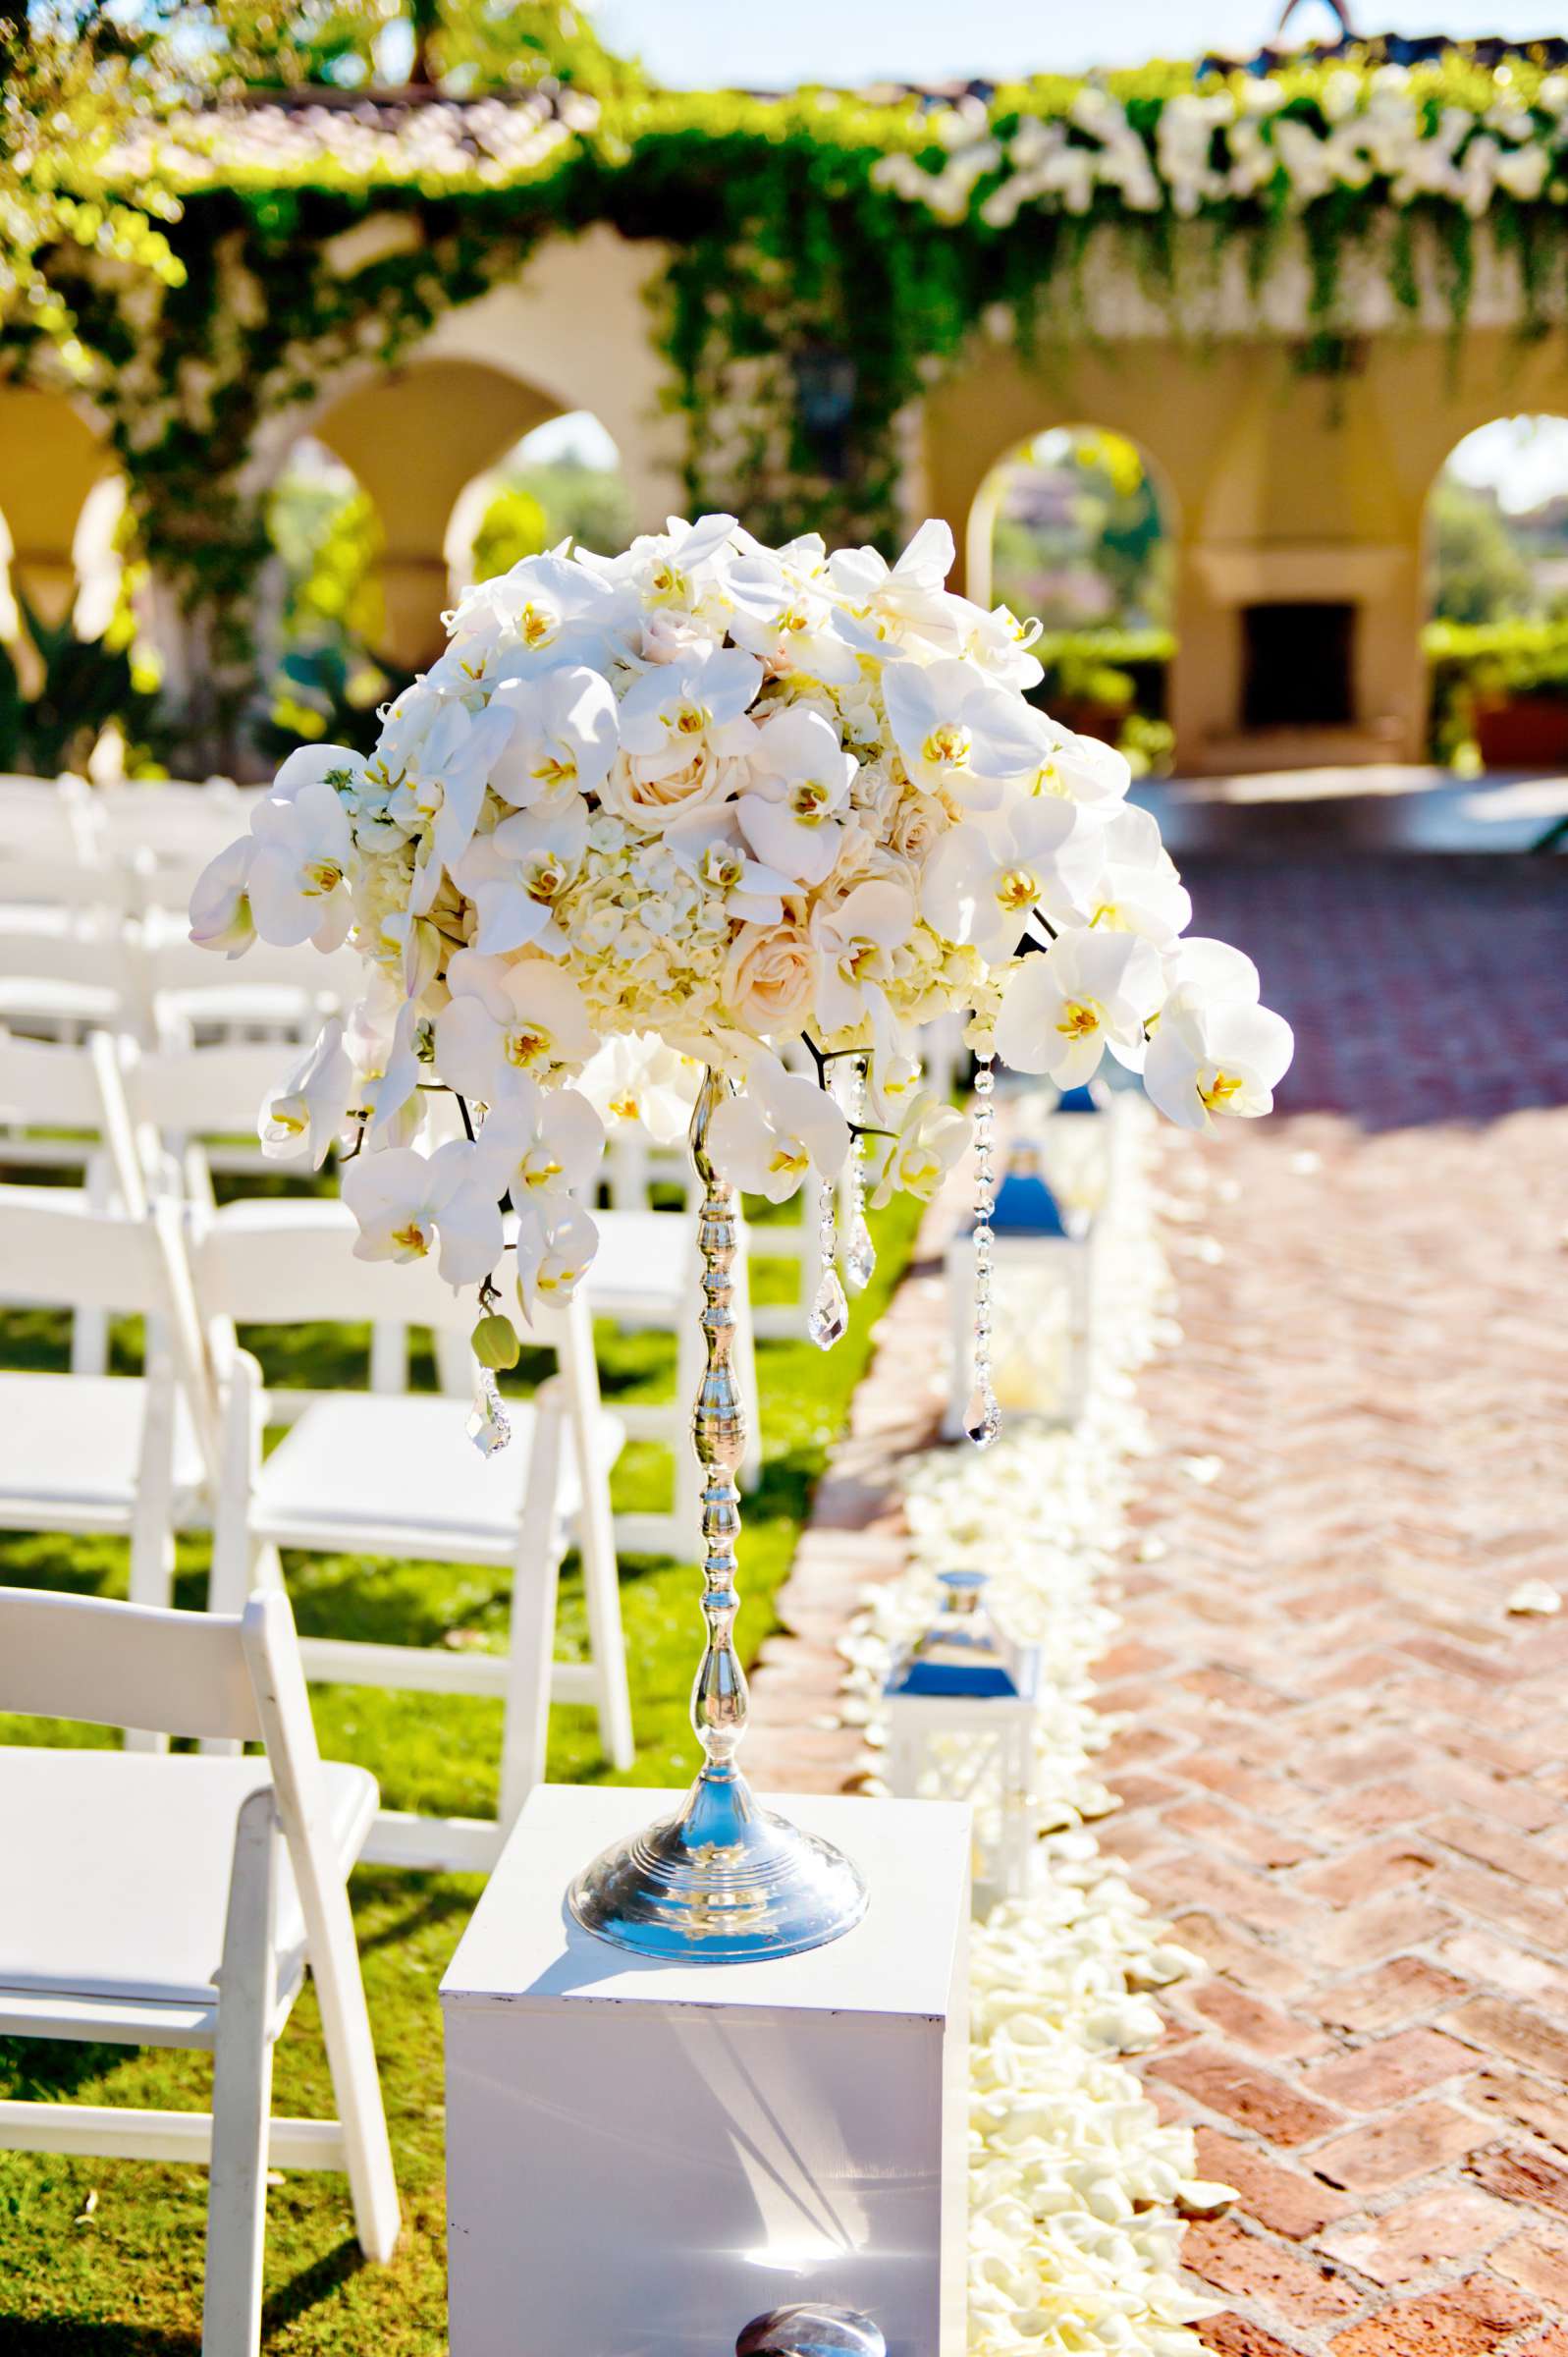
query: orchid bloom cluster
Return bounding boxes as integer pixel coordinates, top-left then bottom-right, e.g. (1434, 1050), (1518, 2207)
(190, 511), (1289, 1370)
(873, 65), (1566, 229)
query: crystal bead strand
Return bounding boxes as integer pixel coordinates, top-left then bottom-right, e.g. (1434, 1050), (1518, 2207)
(842, 1054), (876, 1294)
(807, 1157), (849, 1349)
(966, 1051), (1001, 1448)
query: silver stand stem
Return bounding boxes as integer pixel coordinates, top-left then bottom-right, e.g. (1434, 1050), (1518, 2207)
(567, 1068), (868, 1963)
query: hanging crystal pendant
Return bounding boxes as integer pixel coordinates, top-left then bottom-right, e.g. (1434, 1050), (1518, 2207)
(967, 1051), (1000, 1450)
(808, 1165), (848, 1347)
(843, 1056), (876, 1293)
(466, 1365), (513, 1456)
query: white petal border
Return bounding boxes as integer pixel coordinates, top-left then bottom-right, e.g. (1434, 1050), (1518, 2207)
(833, 1100), (1235, 2354)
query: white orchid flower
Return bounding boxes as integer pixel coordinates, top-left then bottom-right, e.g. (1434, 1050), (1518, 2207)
(269, 741), (371, 806)
(946, 598), (1046, 692)
(920, 796), (1080, 963)
(868, 1090), (970, 1208)
(436, 951), (599, 1102)
(487, 664), (619, 807)
(189, 837), (256, 957)
(995, 932), (1163, 1088)
(725, 544), (862, 685)
(736, 706), (857, 886)
(829, 519), (962, 657)
(341, 1138), (504, 1288)
(1143, 998), (1295, 1131)
(617, 645), (763, 778)
(406, 700), (520, 914)
(706, 1056), (850, 1203)
(515, 1201), (600, 1322)
(1047, 805), (1192, 948)
(664, 818), (793, 926)
(245, 780), (353, 950)
(578, 1035), (702, 1145)
(464, 551), (624, 686)
(354, 997), (428, 1149)
(811, 878), (917, 1040)
(882, 658), (1045, 807)
(258, 1017), (353, 1168)
(474, 1080), (604, 1205)
(455, 796), (589, 957)
(1027, 724), (1133, 807)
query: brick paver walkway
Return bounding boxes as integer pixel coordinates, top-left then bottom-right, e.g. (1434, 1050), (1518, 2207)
(750, 850), (1568, 2354)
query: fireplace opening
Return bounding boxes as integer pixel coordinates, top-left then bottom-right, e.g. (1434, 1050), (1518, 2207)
(1242, 600), (1354, 730)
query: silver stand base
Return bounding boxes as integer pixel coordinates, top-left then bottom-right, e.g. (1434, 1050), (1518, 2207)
(567, 1766), (868, 1963)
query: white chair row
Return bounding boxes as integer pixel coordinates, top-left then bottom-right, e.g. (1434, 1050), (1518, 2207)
(0, 1581), (399, 2355)
(1, 1021), (763, 1545)
(0, 908), (359, 1051)
(0, 1188), (633, 1872)
(0, 771), (264, 908)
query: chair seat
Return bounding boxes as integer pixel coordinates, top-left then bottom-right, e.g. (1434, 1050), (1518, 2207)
(253, 1392), (624, 1558)
(582, 1209), (693, 1320)
(0, 1372), (207, 1527)
(0, 1750), (377, 2008)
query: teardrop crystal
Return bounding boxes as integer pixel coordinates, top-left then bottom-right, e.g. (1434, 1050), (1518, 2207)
(466, 1367), (513, 1456)
(843, 1210), (876, 1292)
(964, 1383), (1001, 1450)
(807, 1265), (849, 1350)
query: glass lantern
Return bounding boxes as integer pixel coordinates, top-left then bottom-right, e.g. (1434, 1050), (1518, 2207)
(944, 1141), (1092, 1435)
(883, 1569), (1042, 1908)
(1038, 1075), (1117, 1234)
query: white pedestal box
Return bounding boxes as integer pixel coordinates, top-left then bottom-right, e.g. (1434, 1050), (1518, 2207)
(441, 1782), (970, 2357)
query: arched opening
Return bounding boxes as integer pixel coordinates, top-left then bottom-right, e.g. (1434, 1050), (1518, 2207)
(1424, 414), (1568, 769)
(968, 424), (1175, 773)
(312, 357), (568, 669)
(0, 396), (156, 775)
(260, 435), (392, 759)
(445, 409), (633, 600)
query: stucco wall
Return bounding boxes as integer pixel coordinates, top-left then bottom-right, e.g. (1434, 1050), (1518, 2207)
(934, 326), (1568, 771)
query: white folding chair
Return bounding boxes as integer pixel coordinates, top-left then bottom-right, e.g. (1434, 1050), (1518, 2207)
(112, 1034), (445, 1409)
(0, 1029), (147, 1375)
(0, 1584), (399, 2355)
(0, 1198), (219, 1710)
(0, 912), (137, 1042)
(583, 1202), (762, 1554)
(192, 1203), (634, 1866)
(0, 771), (100, 861)
(139, 912), (361, 1050)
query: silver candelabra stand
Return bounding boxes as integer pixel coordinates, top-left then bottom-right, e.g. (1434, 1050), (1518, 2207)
(568, 1067), (868, 1962)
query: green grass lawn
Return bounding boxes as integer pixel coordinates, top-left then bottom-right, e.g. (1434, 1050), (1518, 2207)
(0, 1191), (919, 2354)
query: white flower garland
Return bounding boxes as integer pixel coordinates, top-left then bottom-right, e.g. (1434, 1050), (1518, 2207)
(873, 65), (1567, 229)
(833, 1105), (1234, 2354)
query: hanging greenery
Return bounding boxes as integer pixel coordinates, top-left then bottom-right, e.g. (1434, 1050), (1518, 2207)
(15, 39), (1568, 757)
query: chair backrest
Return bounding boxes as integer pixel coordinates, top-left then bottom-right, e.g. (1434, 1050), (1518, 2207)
(0, 1586), (263, 1742)
(0, 916), (134, 992)
(0, 1195), (220, 1473)
(189, 1199), (579, 1370)
(191, 1201), (500, 1337)
(0, 850), (126, 919)
(0, 1029), (146, 1208)
(121, 1037), (289, 1144)
(0, 776), (97, 861)
(140, 914), (361, 1010)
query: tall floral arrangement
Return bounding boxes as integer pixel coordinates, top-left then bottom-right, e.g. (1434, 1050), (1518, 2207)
(192, 514), (1290, 1423)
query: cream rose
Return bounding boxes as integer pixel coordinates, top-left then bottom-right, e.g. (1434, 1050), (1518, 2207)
(598, 747), (746, 833)
(723, 917), (819, 1037)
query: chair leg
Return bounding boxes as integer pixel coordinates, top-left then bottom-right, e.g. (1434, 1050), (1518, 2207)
(368, 1320), (407, 1396)
(557, 1320), (635, 1772)
(301, 1866), (400, 2264)
(499, 1405), (566, 1832)
(202, 1791), (278, 2357)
